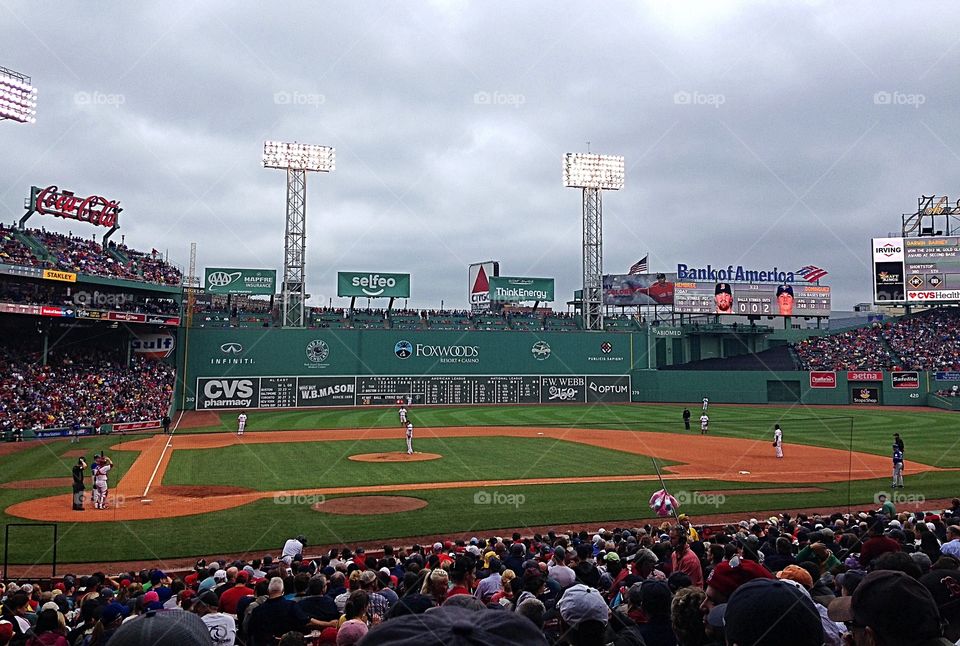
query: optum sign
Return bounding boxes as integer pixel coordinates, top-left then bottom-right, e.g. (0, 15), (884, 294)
(338, 272), (410, 298)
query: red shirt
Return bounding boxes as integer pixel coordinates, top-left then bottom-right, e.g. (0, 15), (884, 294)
(448, 585), (470, 597)
(219, 585), (254, 615)
(671, 548), (703, 588)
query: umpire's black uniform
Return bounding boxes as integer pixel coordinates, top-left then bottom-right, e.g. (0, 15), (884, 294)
(72, 459), (86, 511)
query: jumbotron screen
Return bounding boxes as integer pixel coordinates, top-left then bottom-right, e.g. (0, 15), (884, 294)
(673, 281), (831, 316)
(873, 236), (960, 304)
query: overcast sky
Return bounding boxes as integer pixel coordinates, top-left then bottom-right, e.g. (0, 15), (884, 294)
(2, 1), (958, 310)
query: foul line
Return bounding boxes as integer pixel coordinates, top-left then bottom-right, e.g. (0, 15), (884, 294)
(141, 415), (178, 498)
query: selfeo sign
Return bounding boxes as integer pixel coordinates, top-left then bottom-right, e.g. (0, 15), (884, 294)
(338, 272), (410, 298)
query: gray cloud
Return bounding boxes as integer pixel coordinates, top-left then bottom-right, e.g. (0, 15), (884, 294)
(2, 0), (959, 311)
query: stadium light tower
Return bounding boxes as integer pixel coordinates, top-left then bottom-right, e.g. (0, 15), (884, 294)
(563, 152), (624, 331)
(262, 141), (335, 328)
(0, 66), (37, 124)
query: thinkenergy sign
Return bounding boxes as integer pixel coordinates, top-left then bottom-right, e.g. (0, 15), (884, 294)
(488, 276), (555, 302)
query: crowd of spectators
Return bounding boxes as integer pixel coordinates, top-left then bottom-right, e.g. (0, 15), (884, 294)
(0, 224), (182, 287)
(794, 308), (960, 372)
(0, 282), (180, 315)
(4, 500), (960, 645)
(793, 323), (894, 371)
(0, 346), (175, 433)
(883, 308), (960, 372)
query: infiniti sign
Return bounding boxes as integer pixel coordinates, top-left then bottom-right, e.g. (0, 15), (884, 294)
(220, 343), (243, 354)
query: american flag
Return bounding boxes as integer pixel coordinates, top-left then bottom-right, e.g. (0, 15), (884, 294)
(629, 255), (649, 275)
(796, 265), (829, 282)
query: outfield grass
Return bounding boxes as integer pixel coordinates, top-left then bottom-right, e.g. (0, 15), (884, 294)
(162, 437), (676, 490)
(2, 403), (959, 563)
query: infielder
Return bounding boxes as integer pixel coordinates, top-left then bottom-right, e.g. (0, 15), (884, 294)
(405, 421), (414, 454)
(237, 411), (247, 436)
(92, 455), (113, 510)
(699, 413), (709, 435)
(892, 443), (904, 488)
(398, 405), (408, 426)
(773, 424), (783, 458)
(702, 397), (709, 413)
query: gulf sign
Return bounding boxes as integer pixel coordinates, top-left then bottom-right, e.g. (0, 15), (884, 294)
(809, 371), (837, 388)
(131, 333), (175, 359)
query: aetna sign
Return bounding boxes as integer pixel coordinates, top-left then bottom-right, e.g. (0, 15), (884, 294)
(809, 371), (837, 388)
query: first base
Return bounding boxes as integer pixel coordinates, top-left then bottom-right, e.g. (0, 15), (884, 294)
(738, 471), (751, 475)
(141, 499), (153, 504)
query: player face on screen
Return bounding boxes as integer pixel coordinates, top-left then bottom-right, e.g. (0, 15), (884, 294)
(776, 285), (794, 315)
(714, 283), (733, 313)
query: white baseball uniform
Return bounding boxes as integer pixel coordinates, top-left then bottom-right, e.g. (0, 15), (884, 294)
(237, 413), (247, 436)
(92, 462), (111, 509)
(774, 427), (783, 458)
(399, 407), (408, 425)
(405, 421), (414, 454)
(700, 414), (709, 434)
(702, 397), (709, 413)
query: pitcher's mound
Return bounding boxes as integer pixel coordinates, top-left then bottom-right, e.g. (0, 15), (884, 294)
(349, 452), (442, 462)
(312, 495), (428, 515)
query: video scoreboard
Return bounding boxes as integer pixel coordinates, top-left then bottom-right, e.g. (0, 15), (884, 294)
(873, 236), (960, 303)
(673, 282), (831, 316)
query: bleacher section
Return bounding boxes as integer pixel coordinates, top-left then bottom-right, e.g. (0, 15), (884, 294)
(663, 345), (798, 371)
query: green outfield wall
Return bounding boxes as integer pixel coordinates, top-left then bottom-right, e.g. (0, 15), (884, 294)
(176, 327), (937, 410)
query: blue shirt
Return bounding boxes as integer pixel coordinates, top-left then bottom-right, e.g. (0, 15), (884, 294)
(893, 446), (904, 464)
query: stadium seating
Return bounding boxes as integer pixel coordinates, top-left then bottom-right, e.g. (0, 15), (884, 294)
(4, 500), (958, 646)
(0, 223), (183, 286)
(0, 346), (174, 434)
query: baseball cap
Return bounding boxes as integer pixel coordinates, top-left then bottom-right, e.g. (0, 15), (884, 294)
(366, 605), (548, 645)
(337, 619), (368, 646)
(142, 591), (160, 605)
(776, 284), (794, 297)
(213, 569), (227, 582)
(722, 579), (823, 646)
(639, 580), (672, 615)
(193, 590), (219, 608)
(0, 620), (12, 643)
(557, 584), (609, 627)
(715, 282), (731, 295)
(705, 557), (774, 600)
(776, 564), (814, 589)
(828, 570), (941, 640)
(109, 609), (211, 646)
(603, 552), (620, 563)
(100, 602), (129, 625)
(836, 570), (866, 595)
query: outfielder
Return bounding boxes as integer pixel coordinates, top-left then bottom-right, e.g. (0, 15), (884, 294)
(92, 455), (113, 510)
(405, 421), (414, 454)
(398, 405), (408, 426)
(699, 413), (709, 435)
(702, 397), (709, 413)
(237, 411), (247, 436)
(892, 443), (904, 488)
(773, 424), (783, 458)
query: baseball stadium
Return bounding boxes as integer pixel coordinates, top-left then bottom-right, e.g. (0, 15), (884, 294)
(5, 17), (960, 644)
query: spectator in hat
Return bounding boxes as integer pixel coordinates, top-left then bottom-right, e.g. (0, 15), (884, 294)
(358, 570), (390, 620)
(109, 609), (211, 646)
(670, 527), (703, 588)
(218, 571), (254, 616)
(557, 584), (610, 646)
(420, 569), (449, 606)
(722, 578), (823, 646)
(475, 557), (503, 602)
(700, 556), (774, 615)
(714, 283), (733, 313)
(777, 284), (795, 315)
(828, 570), (953, 645)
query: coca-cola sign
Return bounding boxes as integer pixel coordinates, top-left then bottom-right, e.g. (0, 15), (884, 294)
(32, 185), (121, 228)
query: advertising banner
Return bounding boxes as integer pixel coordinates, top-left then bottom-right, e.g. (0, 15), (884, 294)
(488, 276), (554, 302)
(847, 371), (883, 382)
(205, 268), (277, 295)
(852, 387), (881, 404)
(337, 272), (410, 298)
(872, 236), (960, 304)
(469, 261), (499, 312)
(810, 371), (837, 388)
(674, 281), (831, 316)
(603, 273), (676, 306)
(131, 333), (175, 359)
(891, 371), (920, 389)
